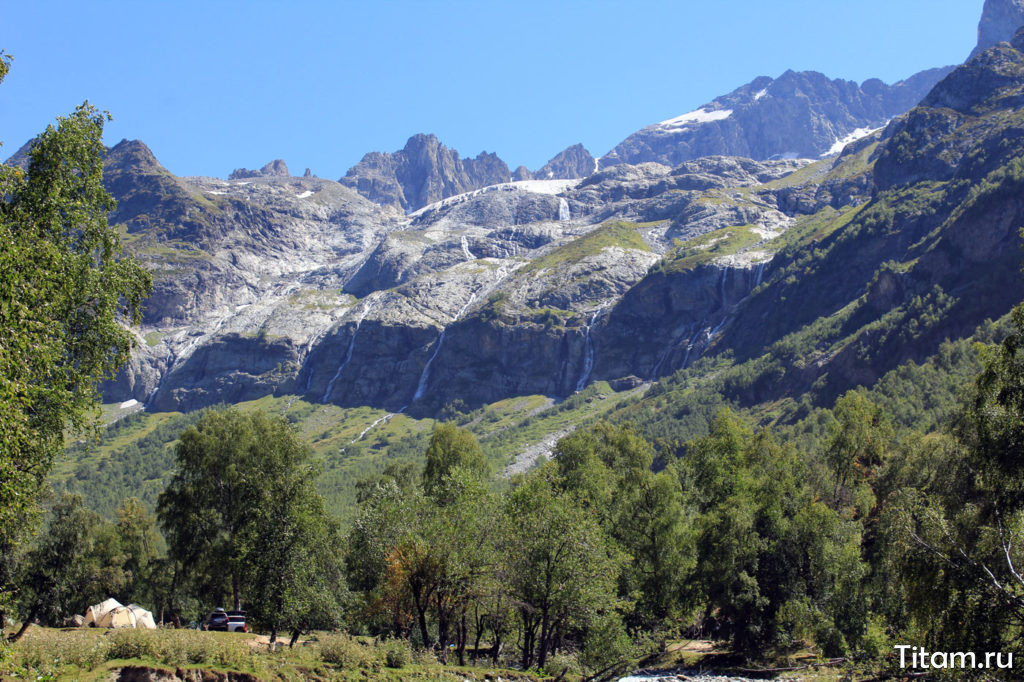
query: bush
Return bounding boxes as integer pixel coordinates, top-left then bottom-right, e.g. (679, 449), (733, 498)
(544, 652), (581, 677)
(382, 637), (412, 668)
(6, 629), (109, 677)
(107, 629), (249, 669)
(107, 629), (157, 661)
(412, 646), (437, 666)
(319, 633), (375, 669)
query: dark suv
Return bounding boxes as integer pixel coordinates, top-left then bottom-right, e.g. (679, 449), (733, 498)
(202, 608), (229, 631)
(203, 608), (247, 632)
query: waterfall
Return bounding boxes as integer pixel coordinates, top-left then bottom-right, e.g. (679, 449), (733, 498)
(412, 293), (478, 403)
(558, 198), (571, 221)
(349, 412), (396, 444)
(651, 323), (696, 379)
(574, 309), (601, 392)
(321, 295), (379, 403)
(461, 235), (476, 260)
(755, 260), (766, 287)
(719, 267), (729, 307)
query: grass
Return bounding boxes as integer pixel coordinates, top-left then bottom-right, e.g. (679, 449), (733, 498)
(287, 289), (354, 311)
(135, 241), (214, 263)
(520, 221), (653, 276)
(634, 638), (888, 681)
(769, 203), (866, 254)
(2, 627), (546, 681)
(658, 224), (763, 274)
(57, 379), (651, 522)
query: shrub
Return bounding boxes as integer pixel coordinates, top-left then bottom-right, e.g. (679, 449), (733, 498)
(412, 646), (437, 666)
(544, 652), (581, 677)
(107, 629), (157, 661)
(382, 637), (412, 668)
(319, 633), (374, 669)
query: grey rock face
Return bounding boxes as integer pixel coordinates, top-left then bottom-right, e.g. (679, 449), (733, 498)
(875, 34), (1024, 191)
(973, 0), (1024, 59)
(95, 14), (1024, 416)
(229, 159), (290, 179)
(533, 143), (597, 179)
(601, 67), (954, 168)
(340, 133), (512, 212)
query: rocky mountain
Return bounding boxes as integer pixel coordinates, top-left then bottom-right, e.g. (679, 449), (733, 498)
(6, 2), (1022, 466)
(600, 67), (954, 168)
(229, 159), (290, 180)
(340, 133), (512, 212)
(72, 26), (1024, 425)
(340, 135), (599, 212)
(531, 144), (597, 180)
(972, 0), (1024, 58)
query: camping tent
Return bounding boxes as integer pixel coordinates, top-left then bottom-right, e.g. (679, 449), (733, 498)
(83, 598), (158, 629)
(126, 604), (157, 630)
(84, 598), (122, 626)
(96, 605), (137, 628)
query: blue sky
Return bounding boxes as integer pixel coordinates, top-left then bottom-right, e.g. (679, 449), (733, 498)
(1, 1), (982, 179)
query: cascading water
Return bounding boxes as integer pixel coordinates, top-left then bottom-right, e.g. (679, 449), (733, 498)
(754, 260), (767, 287)
(460, 235), (476, 260)
(321, 295), (379, 403)
(719, 267), (729, 307)
(412, 293), (477, 402)
(558, 198), (571, 221)
(651, 322), (696, 379)
(575, 309), (601, 392)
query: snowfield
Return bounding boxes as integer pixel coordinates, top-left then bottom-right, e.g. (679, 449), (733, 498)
(657, 108), (733, 129)
(824, 125), (885, 156)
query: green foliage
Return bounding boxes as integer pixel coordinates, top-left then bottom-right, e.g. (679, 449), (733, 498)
(13, 495), (105, 631)
(9, 494), (166, 638)
(520, 221), (651, 275)
(502, 467), (623, 670)
(680, 410), (868, 655)
(0, 91), (152, 625)
(381, 636), (412, 667)
(655, 224), (762, 274)
(421, 422), (487, 501)
(556, 423), (694, 631)
(158, 407), (345, 638)
(318, 632), (375, 668)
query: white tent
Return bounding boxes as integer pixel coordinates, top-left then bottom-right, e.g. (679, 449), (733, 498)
(96, 605), (137, 629)
(126, 604), (157, 630)
(84, 598), (122, 627)
(83, 598), (157, 629)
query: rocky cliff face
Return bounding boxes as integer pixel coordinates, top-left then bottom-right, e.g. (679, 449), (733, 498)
(601, 67), (954, 168)
(973, 0), (1024, 58)
(62, 14), (1024, 420)
(340, 134), (512, 212)
(229, 159), (290, 180)
(532, 144), (597, 179)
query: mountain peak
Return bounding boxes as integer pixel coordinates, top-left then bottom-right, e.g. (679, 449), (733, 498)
(229, 159), (290, 180)
(973, 0), (1024, 59)
(106, 139), (165, 173)
(532, 144), (596, 179)
(341, 133), (511, 211)
(600, 66), (953, 167)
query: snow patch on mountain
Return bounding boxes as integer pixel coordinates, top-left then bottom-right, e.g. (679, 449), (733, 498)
(658, 108), (733, 129)
(824, 125), (885, 157)
(410, 178), (582, 217)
